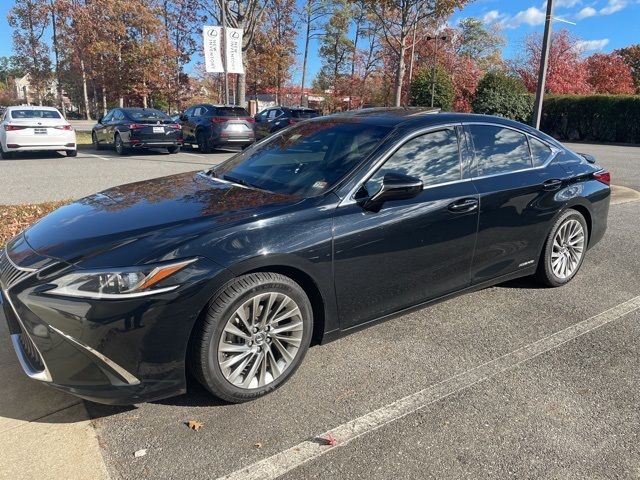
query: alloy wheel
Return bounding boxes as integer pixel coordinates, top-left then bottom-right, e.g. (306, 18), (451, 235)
(551, 218), (585, 279)
(115, 135), (123, 154)
(217, 292), (304, 389)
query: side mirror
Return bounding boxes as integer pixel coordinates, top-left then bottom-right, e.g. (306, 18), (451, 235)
(362, 172), (423, 211)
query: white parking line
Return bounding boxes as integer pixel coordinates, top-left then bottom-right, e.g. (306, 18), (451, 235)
(181, 151), (207, 159)
(83, 152), (112, 161)
(218, 294), (640, 480)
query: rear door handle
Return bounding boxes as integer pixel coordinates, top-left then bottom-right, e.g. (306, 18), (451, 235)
(448, 198), (478, 213)
(542, 179), (562, 191)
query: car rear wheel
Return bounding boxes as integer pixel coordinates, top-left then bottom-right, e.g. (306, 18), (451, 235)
(67, 149), (77, 157)
(167, 145), (180, 154)
(536, 209), (588, 287)
(92, 132), (103, 150)
(189, 272), (313, 403)
(0, 147), (13, 159)
(197, 131), (213, 154)
(114, 134), (128, 156)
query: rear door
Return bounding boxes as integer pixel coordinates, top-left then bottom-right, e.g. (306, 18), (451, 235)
(333, 126), (480, 328)
(466, 123), (568, 283)
(97, 110), (114, 143)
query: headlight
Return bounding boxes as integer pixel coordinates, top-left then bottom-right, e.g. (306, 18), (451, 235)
(46, 259), (196, 299)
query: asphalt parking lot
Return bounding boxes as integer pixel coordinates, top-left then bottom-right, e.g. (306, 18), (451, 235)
(1, 141), (639, 479)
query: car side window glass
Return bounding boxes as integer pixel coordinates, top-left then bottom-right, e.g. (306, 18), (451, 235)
(267, 109), (277, 120)
(113, 110), (124, 121)
(102, 111), (114, 123)
(200, 106), (209, 116)
(469, 125), (532, 176)
(184, 107), (194, 117)
(257, 110), (268, 121)
(194, 107), (202, 117)
(364, 128), (461, 196)
(529, 136), (552, 167)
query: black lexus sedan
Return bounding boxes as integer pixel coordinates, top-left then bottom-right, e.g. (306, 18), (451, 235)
(179, 104), (255, 152)
(1, 109), (610, 405)
(92, 107), (182, 155)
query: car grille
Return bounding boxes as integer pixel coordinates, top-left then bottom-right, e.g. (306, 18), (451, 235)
(0, 248), (33, 290)
(17, 328), (46, 372)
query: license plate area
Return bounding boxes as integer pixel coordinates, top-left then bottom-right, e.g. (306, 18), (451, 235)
(153, 126), (165, 133)
(34, 128), (47, 135)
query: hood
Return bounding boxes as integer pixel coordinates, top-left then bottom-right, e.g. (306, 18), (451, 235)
(22, 172), (297, 266)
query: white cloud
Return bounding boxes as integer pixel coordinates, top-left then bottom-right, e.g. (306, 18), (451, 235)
(576, 6), (597, 18)
(482, 9), (502, 23)
(600, 0), (628, 14)
(575, 38), (610, 52)
(555, 0), (582, 7)
(504, 7), (546, 28)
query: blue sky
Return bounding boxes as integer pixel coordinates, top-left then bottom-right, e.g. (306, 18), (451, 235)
(0, 0), (638, 84)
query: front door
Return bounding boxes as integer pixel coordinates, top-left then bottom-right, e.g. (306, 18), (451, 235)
(333, 126), (479, 329)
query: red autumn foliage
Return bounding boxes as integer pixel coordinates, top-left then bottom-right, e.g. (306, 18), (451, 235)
(585, 53), (635, 94)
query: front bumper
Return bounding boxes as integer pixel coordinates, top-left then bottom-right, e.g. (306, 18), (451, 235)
(1, 249), (228, 405)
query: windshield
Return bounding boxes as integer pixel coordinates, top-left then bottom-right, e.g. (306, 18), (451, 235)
(214, 119), (391, 197)
(291, 110), (318, 119)
(215, 107), (250, 117)
(127, 109), (171, 122)
(11, 109), (61, 119)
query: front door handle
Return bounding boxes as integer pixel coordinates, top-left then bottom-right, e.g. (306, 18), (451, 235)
(448, 198), (478, 213)
(542, 179), (562, 191)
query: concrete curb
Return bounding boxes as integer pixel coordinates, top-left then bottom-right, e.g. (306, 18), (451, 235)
(611, 185), (640, 205)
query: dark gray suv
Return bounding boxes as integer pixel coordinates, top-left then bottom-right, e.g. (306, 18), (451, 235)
(179, 105), (255, 152)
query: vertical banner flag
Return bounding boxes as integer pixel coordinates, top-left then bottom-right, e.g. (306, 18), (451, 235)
(203, 26), (224, 73)
(225, 28), (245, 74)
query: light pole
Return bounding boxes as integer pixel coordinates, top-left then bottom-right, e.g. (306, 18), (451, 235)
(532, 0), (555, 129)
(425, 35), (448, 108)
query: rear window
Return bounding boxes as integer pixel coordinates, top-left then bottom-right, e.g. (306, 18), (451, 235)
(215, 107), (250, 117)
(126, 109), (171, 122)
(11, 109), (61, 119)
(291, 110), (319, 119)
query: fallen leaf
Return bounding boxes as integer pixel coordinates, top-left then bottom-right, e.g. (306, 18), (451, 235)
(187, 420), (204, 431)
(254, 442), (263, 449)
(134, 449), (147, 458)
(324, 433), (338, 446)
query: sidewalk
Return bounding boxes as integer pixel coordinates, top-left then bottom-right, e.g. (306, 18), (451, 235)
(0, 320), (109, 480)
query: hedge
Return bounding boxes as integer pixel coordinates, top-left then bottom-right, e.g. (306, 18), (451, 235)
(540, 95), (640, 144)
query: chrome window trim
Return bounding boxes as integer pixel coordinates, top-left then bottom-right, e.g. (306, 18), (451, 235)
(48, 325), (140, 386)
(3, 288), (53, 382)
(339, 121), (562, 208)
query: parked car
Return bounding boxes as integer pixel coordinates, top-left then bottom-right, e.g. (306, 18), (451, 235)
(254, 106), (319, 139)
(179, 104), (255, 153)
(1, 109), (610, 405)
(0, 106), (76, 158)
(91, 107), (182, 155)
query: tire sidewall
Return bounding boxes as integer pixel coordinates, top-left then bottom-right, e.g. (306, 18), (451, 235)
(543, 210), (588, 286)
(201, 275), (313, 401)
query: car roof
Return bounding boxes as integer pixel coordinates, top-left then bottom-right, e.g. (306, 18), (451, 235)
(121, 107), (164, 112)
(7, 105), (60, 111)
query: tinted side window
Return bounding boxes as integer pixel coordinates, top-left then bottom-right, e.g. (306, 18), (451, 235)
(113, 110), (124, 121)
(469, 125), (532, 176)
(102, 111), (114, 123)
(365, 128), (461, 195)
(267, 109), (277, 120)
(529, 136), (552, 167)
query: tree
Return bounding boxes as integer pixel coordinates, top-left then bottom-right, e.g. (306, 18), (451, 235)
(514, 29), (590, 95)
(8, 0), (52, 105)
(367, 0), (469, 107)
(0, 56), (25, 89)
(409, 66), (454, 110)
(615, 45), (640, 93)
(585, 53), (635, 94)
(299, 0), (331, 104)
(456, 17), (505, 73)
(315, 0), (354, 107)
(472, 72), (533, 123)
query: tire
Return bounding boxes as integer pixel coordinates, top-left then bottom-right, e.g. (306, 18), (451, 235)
(114, 134), (128, 156)
(67, 149), (78, 157)
(535, 209), (588, 287)
(1, 148), (13, 159)
(167, 145), (181, 154)
(92, 132), (103, 150)
(197, 131), (213, 154)
(189, 272), (313, 403)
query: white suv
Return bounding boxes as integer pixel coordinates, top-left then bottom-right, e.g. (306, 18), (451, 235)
(0, 106), (77, 159)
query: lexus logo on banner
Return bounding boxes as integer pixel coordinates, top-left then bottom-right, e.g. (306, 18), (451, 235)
(225, 28), (244, 74)
(203, 26), (224, 73)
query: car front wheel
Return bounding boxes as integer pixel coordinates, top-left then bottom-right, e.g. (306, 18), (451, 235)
(190, 272), (313, 403)
(167, 145), (180, 154)
(536, 209), (588, 287)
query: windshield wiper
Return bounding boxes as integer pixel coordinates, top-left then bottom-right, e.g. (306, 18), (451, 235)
(223, 174), (254, 188)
